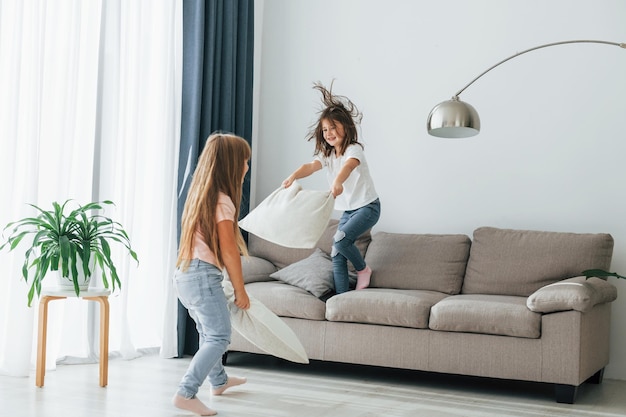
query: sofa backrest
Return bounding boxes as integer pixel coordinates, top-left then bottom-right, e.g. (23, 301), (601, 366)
(462, 227), (614, 296)
(247, 219), (371, 269)
(365, 232), (471, 294)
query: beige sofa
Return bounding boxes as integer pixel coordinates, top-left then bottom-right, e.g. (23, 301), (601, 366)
(228, 221), (618, 403)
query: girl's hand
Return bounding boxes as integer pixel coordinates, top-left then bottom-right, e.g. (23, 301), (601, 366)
(331, 181), (343, 197)
(282, 176), (295, 188)
(218, 220), (250, 310)
(234, 289), (250, 310)
(282, 161), (322, 188)
(332, 158), (358, 197)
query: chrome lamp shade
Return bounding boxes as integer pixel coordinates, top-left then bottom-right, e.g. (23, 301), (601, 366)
(426, 40), (624, 139)
(426, 98), (480, 138)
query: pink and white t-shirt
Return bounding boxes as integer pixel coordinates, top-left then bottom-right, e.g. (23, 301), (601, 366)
(191, 192), (235, 266)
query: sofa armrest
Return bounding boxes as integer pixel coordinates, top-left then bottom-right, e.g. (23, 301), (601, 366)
(526, 276), (617, 313)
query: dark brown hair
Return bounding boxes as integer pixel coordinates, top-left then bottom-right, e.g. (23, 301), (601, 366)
(306, 81), (363, 157)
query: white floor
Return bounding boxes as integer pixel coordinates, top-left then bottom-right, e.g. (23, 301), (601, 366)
(2, 351), (625, 417)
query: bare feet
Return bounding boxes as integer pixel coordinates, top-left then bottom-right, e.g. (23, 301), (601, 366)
(356, 266), (372, 290)
(172, 393), (217, 416)
(211, 376), (247, 396)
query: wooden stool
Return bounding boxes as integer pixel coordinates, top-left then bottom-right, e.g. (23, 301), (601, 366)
(35, 288), (111, 387)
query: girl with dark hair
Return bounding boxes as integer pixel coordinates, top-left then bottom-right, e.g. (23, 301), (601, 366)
(283, 82), (381, 294)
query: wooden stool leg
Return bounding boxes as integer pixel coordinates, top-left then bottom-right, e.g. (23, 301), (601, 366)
(85, 296), (110, 387)
(99, 296), (110, 387)
(36, 296), (65, 387)
(35, 296), (50, 387)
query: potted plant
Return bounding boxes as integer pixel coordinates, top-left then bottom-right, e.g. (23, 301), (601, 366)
(0, 199), (138, 306)
(583, 269), (626, 280)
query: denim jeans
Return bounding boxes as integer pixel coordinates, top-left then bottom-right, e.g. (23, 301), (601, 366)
(174, 259), (230, 398)
(332, 198), (381, 294)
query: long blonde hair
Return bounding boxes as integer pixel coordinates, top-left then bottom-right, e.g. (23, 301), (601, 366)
(177, 133), (251, 270)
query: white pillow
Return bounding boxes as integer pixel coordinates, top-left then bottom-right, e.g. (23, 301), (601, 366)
(222, 280), (309, 364)
(526, 276), (617, 313)
(240, 181), (334, 249)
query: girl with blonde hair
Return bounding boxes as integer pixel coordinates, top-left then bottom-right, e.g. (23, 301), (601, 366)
(173, 132), (251, 416)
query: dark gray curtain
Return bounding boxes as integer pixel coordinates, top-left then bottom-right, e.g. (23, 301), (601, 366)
(176, 0), (254, 357)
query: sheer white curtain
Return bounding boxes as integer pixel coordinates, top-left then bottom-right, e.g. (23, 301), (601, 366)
(0, 0), (181, 377)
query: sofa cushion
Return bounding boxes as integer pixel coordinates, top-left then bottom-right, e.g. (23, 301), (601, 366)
(241, 256), (278, 283)
(325, 289), (448, 329)
(244, 281), (327, 320)
(269, 248), (334, 298)
(248, 219), (371, 269)
(527, 276), (617, 313)
(364, 232), (471, 294)
(429, 294), (541, 338)
(462, 227), (614, 297)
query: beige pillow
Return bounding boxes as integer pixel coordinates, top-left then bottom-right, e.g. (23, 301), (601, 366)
(365, 232), (470, 294)
(526, 276), (617, 313)
(241, 256), (278, 283)
(462, 227), (614, 296)
(240, 181), (334, 249)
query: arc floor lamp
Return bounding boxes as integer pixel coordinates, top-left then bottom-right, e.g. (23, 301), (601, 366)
(426, 40), (625, 138)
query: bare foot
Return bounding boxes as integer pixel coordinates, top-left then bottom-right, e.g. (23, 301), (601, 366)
(211, 376), (247, 396)
(356, 266), (372, 290)
(172, 393), (217, 416)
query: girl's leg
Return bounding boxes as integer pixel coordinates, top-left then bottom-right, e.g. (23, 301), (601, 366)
(332, 199), (381, 293)
(332, 251), (351, 294)
(173, 261), (232, 414)
(173, 306), (219, 416)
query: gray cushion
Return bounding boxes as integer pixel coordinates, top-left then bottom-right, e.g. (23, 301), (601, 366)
(241, 256), (278, 283)
(244, 281), (327, 320)
(269, 248), (334, 298)
(325, 289), (448, 329)
(462, 227), (614, 296)
(527, 276), (617, 313)
(429, 294), (541, 338)
(365, 232), (471, 294)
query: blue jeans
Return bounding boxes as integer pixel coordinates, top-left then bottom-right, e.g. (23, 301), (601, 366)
(332, 198), (381, 294)
(174, 259), (230, 398)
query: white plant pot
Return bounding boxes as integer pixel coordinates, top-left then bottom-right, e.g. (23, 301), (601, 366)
(55, 260), (95, 291)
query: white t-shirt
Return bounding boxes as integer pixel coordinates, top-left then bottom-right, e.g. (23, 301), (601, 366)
(192, 192), (235, 266)
(315, 144), (379, 211)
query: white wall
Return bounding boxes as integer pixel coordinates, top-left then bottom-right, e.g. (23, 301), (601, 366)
(252, 0), (626, 380)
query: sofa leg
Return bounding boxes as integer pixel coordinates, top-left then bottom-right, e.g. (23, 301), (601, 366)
(222, 351), (229, 366)
(586, 368), (604, 384)
(554, 384), (578, 404)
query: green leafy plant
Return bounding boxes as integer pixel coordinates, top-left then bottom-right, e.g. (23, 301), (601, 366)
(582, 269), (626, 280)
(0, 200), (138, 306)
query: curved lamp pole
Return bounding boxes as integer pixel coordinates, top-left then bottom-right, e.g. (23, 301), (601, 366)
(426, 40), (626, 138)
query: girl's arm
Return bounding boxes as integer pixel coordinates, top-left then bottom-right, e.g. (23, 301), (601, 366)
(217, 220), (250, 310)
(331, 158), (360, 197)
(282, 160), (322, 188)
